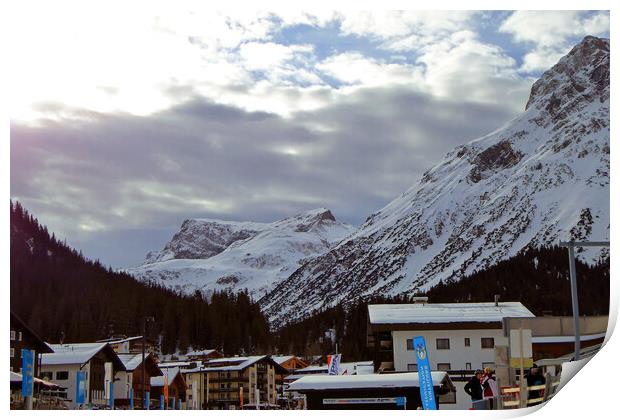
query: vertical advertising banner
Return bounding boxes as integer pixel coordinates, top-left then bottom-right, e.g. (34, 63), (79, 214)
(21, 349), (34, 397)
(240, 386), (244, 409)
(160, 394), (164, 410)
(76, 371), (87, 404)
(130, 386), (134, 410)
(413, 336), (437, 410)
(109, 381), (114, 409)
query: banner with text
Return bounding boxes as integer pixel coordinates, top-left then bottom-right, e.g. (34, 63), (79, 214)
(413, 336), (437, 410)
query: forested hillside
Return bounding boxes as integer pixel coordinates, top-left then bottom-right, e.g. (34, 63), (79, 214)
(10, 201), (271, 355)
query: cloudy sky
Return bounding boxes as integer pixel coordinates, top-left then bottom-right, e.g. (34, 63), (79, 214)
(9, 6), (610, 268)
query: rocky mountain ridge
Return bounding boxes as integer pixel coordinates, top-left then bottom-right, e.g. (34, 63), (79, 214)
(260, 36), (610, 325)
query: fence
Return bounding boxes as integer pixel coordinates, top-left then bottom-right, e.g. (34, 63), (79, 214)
(497, 372), (561, 409)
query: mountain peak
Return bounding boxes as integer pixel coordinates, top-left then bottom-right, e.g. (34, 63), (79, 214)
(525, 36), (609, 112)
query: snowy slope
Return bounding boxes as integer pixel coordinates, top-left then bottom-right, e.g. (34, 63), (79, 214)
(261, 36), (610, 325)
(126, 209), (355, 297)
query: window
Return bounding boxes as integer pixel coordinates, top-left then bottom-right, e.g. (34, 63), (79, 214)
(41, 372), (53, 380)
(56, 371), (69, 380)
(465, 363), (472, 370)
(10, 330), (16, 340)
(18, 332), (22, 341)
(481, 338), (495, 349)
(10, 348), (14, 358)
(464, 337), (470, 347)
(406, 339), (414, 350)
(407, 364), (418, 372)
(482, 362), (495, 370)
(436, 338), (450, 350)
(437, 363), (451, 371)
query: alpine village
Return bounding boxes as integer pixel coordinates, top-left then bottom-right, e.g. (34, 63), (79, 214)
(10, 34), (610, 411)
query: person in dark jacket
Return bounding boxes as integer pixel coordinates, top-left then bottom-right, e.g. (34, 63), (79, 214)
(465, 370), (484, 402)
(525, 367), (546, 406)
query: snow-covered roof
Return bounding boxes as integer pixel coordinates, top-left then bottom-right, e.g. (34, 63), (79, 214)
(117, 353), (145, 371)
(272, 355), (296, 366)
(151, 367), (182, 387)
(10, 371), (65, 389)
(159, 361), (194, 368)
(368, 302), (535, 325)
(288, 372), (452, 391)
(185, 349), (219, 357)
(294, 365), (327, 373)
(96, 336), (143, 344)
(42, 343), (108, 365)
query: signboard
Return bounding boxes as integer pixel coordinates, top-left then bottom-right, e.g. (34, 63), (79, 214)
(145, 391), (150, 410)
(510, 329), (533, 358)
(76, 371), (87, 404)
(323, 397), (406, 405)
(160, 394), (165, 410)
(21, 349), (35, 397)
(129, 386), (134, 410)
(413, 336), (437, 410)
(240, 386), (244, 409)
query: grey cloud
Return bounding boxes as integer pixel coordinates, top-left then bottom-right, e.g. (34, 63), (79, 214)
(11, 87), (520, 268)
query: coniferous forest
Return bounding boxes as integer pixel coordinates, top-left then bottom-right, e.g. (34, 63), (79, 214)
(10, 201), (609, 361)
(10, 201), (271, 355)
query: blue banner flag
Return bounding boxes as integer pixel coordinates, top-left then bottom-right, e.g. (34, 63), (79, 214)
(413, 336), (437, 410)
(160, 394), (165, 410)
(76, 371), (87, 404)
(21, 349), (34, 397)
(130, 386), (134, 410)
(109, 381), (114, 409)
(145, 391), (150, 410)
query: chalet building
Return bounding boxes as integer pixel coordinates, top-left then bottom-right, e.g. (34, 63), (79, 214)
(183, 356), (288, 409)
(272, 356), (308, 397)
(10, 311), (53, 375)
(150, 366), (187, 408)
(40, 343), (125, 408)
(114, 353), (162, 408)
(96, 335), (157, 355)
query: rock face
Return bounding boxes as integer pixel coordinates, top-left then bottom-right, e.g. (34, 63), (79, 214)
(127, 208), (355, 297)
(261, 36), (610, 326)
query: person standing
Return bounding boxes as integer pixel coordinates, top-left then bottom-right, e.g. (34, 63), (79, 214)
(464, 370), (484, 404)
(525, 367), (546, 407)
(482, 367), (498, 409)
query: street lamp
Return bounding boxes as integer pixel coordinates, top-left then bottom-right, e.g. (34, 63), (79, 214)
(142, 316), (155, 409)
(559, 241), (609, 361)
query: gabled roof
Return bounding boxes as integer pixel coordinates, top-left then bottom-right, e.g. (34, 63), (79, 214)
(368, 302), (535, 325)
(151, 366), (187, 389)
(41, 343), (125, 371)
(184, 349), (220, 358)
(117, 353), (146, 371)
(183, 356), (288, 374)
(272, 355), (295, 365)
(10, 312), (53, 354)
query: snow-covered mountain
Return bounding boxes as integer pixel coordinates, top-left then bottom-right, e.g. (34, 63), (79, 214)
(261, 36), (610, 325)
(127, 208), (355, 297)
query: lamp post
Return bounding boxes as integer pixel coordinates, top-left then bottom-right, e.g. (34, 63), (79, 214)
(559, 241), (609, 361)
(142, 316), (155, 409)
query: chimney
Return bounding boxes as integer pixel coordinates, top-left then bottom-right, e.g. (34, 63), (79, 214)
(494, 295), (500, 307)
